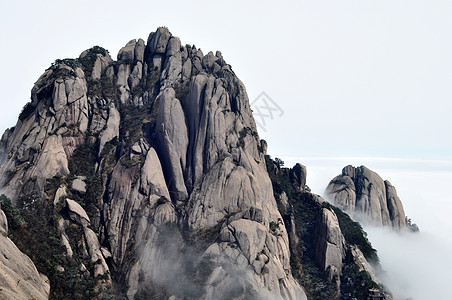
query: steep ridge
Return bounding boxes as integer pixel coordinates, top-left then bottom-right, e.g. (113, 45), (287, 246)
(265, 158), (390, 299)
(0, 27), (306, 299)
(325, 165), (418, 231)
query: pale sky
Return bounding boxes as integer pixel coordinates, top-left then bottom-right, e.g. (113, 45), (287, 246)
(1, 0), (451, 159)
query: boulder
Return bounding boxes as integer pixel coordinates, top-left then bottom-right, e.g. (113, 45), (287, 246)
(153, 203), (177, 227)
(31, 135), (70, 189)
(290, 163), (307, 190)
(326, 165), (409, 230)
(53, 185), (67, 206)
(148, 27), (171, 55)
(66, 198), (90, 225)
(135, 39), (145, 62)
(71, 178), (86, 194)
(98, 104), (120, 155)
(349, 245), (381, 285)
(118, 39), (137, 62)
(140, 147), (171, 201)
(228, 219), (266, 264)
(166, 37), (181, 56)
(83, 227), (109, 277)
(385, 180), (407, 230)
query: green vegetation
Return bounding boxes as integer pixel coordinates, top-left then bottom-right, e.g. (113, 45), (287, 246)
(265, 155), (336, 298)
(340, 263), (380, 299)
(79, 46), (109, 70)
(238, 126), (259, 148)
(0, 193), (100, 299)
(264, 155), (380, 299)
(18, 102), (35, 121)
(327, 203), (378, 263)
(98, 66), (119, 100)
(68, 142), (97, 177)
(4, 135), (119, 299)
(67, 142), (104, 218)
(269, 221), (279, 232)
(50, 58), (81, 70)
(0, 194), (25, 228)
(275, 157), (284, 167)
(144, 66), (161, 100)
(184, 221), (222, 253)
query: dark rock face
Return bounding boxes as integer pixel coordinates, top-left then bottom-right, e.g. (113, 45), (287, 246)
(289, 163), (307, 190)
(325, 165), (411, 230)
(0, 27), (306, 299)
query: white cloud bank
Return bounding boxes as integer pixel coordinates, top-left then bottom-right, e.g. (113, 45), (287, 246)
(365, 226), (452, 300)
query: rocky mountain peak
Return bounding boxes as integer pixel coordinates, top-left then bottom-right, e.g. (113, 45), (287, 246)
(325, 165), (418, 231)
(0, 27), (307, 299)
(0, 27), (398, 300)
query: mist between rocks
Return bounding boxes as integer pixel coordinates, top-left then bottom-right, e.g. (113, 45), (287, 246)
(130, 224), (277, 300)
(364, 226), (452, 300)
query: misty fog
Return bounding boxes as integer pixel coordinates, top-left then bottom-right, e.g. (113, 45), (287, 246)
(281, 156), (452, 300)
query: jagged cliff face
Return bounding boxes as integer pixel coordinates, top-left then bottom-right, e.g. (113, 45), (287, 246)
(265, 159), (387, 300)
(0, 28), (306, 299)
(325, 165), (408, 230)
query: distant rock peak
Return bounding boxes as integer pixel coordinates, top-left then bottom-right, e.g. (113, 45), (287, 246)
(326, 165), (418, 231)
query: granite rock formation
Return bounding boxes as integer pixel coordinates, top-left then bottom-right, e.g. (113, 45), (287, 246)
(0, 27), (396, 300)
(0, 27), (306, 299)
(325, 165), (416, 231)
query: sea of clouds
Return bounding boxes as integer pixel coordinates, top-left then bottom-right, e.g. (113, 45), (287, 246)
(281, 156), (452, 300)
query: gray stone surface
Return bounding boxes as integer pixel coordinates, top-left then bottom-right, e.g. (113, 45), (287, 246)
(66, 198), (90, 225)
(148, 27), (171, 55)
(71, 178), (86, 194)
(118, 39), (137, 62)
(140, 147), (171, 201)
(92, 53), (112, 80)
(98, 104), (120, 155)
(0, 27), (310, 300)
(314, 208), (345, 292)
(0, 209), (7, 237)
(326, 165), (408, 230)
(290, 163), (307, 190)
(350, 245), (382, 285)
(155, 88), (188, 202)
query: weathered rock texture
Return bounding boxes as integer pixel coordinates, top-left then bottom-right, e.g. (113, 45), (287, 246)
(314, 207), (346, 293)
(267, 160), (387, 299)
(289, 163), (307, 190)
(325, 165), (409, 230)
(0, 208), (50, 300)
(0, 28), (306, 299)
